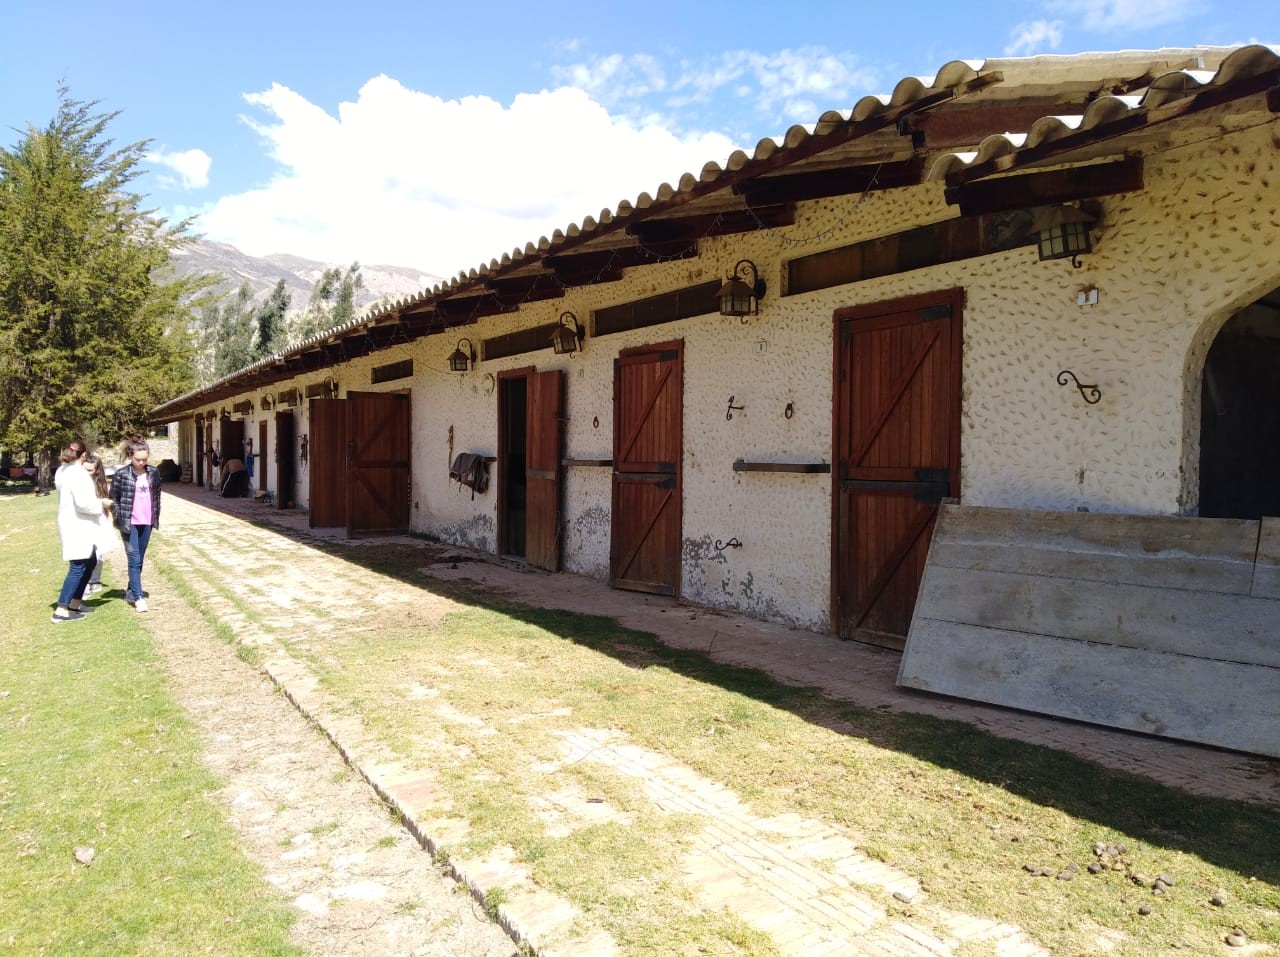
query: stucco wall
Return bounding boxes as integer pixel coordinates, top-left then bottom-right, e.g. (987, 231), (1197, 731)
(201, 109), (1280, 633)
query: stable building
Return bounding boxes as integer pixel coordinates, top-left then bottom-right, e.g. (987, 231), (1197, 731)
(153, 45), (1280, 756)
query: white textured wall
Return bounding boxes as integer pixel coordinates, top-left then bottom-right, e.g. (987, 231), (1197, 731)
(204, 111), (1280, 633)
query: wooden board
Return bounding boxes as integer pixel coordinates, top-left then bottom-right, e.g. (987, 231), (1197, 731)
(346, 391), (410, 536)
(611, 342), (682, 596)
(833, 290), (962, 649)
(526, 369), (564, 572)
(308, 398), (347, 528)
(898, 504), (1280, 758)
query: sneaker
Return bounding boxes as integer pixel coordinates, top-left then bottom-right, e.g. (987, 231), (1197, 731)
(85, 583), (103, 595)
(134, 598), (149, 613)
(51, 609), (86, 623)
(68, 603), (95, 614)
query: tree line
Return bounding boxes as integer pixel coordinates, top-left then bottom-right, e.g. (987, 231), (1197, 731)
(0, 89), (368, 477)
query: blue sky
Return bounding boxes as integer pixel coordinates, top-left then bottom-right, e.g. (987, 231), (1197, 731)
(2, 0), (1274, 277)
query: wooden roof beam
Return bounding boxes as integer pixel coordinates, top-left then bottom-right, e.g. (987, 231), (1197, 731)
(738, 161), (924, 206)
(627, 204), (795, 243)
(945, 155), (1144, 214)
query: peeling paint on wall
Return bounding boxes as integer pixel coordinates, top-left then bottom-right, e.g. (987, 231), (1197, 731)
(437, 513), (495, 553)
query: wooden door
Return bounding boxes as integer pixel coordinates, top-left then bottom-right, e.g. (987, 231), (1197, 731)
(309, 398), (348, 527)
(195, 419), (206, 486)
(834, 291), (962, 649)
(346, 391), (410, 536)
(219, 418), (245, 464)
(611, 342), (683, 596)
(275, 411), (295, 509)
(526, 369), (565, 571)
(258, 420), (268, 495)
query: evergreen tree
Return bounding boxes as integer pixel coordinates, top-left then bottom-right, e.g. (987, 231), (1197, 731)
(212, 281), (255, 379)
(0, 88), (202, 481)
(252, 278), (290, 361)
(289, 262), (362, 345)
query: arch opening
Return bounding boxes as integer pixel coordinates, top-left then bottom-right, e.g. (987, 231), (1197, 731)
(1198, 284), (1280, 520)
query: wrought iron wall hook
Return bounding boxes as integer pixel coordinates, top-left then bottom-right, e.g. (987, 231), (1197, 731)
(726, 395), (745, 421)
(715, 538), (743, 551)
(1057, 369), (1102, 405)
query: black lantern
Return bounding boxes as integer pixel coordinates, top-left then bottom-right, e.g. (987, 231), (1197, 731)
(717, 259), (766, 320)
(1033, 204), (1096, 267)
(448, 338), (476, 373)
(550, 312), (585, 355)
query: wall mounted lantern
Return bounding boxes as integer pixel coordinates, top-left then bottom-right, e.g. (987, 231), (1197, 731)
(717, 259), (767, 321)
(550, 312), (585, 355)
(1033, 204), (1098, 268)
(261, 394), (274, 411)
(448, 338), (476, 373)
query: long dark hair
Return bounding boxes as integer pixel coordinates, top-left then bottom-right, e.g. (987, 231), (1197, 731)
(84, 452), (109, 500)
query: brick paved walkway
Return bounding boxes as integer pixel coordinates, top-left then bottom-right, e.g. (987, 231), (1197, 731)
(151, 485), (1279, 955)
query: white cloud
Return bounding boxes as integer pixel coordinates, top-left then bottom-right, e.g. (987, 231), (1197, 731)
(1005, 19), (1066, 55)
(147, 147), (212, 190)
(554, 47), (880, 131)
(1054, 0), (1198, 32)
(198, 77), (736, 276)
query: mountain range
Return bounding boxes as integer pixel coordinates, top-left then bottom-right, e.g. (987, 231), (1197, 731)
(170, 238), (443, 315)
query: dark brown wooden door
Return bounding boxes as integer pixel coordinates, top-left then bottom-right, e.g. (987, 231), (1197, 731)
(611, 342), (683, 596)
(346, 391), (410, 536)
(195, 419), (206, 486)
(834, 291), (961, 649)
(275, 411), (295, 509)
(219, 418), (245, 464)
(258, 420), (268, 495)
(526, 370), (564, 571)
(309, 398), (348, 528)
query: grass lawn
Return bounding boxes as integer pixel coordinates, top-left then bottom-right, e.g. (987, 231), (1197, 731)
(246, 542), (1278, 957)
(0, 491), (297, 955)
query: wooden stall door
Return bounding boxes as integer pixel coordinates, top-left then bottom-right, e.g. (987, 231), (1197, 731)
(610, 342), (683, 596)
(195, 420), (206, 486)
(275, 410), (295, 509)
(219, 418), (245, 465)
(526, 369), (565, 571)
(834, 292), (961, 649)
(346, 391), (410, 536)
(309, 398), (348, 528)
(258, 420), (268, 494)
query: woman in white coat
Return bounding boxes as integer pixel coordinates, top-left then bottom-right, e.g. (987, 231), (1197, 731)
(52, 444), (110, 623)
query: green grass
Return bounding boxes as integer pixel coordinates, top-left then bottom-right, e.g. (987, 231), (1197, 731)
(0, 494), (297, 956)
(276, 555), (1280, 957)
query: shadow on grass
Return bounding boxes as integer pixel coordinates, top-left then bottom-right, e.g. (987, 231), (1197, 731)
(182, 490), (1280, 887)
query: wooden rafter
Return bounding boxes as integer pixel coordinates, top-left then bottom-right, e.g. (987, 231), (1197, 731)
(944, 155), (1145, 214)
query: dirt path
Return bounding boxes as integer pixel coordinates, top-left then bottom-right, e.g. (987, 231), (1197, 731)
(129, 550), (518, 956)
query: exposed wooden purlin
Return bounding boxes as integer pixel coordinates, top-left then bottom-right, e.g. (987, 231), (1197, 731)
(627, 204), (794, 243)
(435, 294), (520, 324)
(946, 66), (1280, 186)
(485, 273), (567, 306)
(902, 104), (1088, 149)
(545, 241), (699, 283)
(945, 155), (1144, 214)
(738, 160), (924, 206)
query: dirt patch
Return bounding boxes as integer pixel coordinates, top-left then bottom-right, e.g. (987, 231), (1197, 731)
(135, 571), (518, 957)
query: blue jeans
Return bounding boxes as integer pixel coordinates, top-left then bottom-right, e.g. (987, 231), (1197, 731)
(121, 524), (153, 602)
(58, 551), (96, 607)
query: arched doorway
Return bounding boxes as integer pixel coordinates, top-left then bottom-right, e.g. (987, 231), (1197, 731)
(1199, 284), (1280, 519)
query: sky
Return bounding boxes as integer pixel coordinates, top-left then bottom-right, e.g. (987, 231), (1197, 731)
(2, 0), (1274, 280)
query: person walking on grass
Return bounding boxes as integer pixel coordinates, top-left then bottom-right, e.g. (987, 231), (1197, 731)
(109, 439), (162, 613)
(52, 441), (109, 623)
(84, 453), (120, 595)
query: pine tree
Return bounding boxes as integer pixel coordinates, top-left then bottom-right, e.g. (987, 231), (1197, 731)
(212, 281), (255, 379)
(289, 262), (362, 346)
(0, 88), (202, 482)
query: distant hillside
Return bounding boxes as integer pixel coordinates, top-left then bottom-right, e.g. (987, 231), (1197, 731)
(171, 238), (442, 314)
